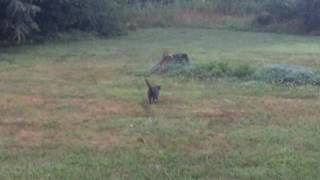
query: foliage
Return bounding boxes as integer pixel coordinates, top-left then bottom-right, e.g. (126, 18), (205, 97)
(295, 0), (320, 32)
(232, 64), (256, 79)
(127, 0), (320, 34)
(197, 61), (232, 77)
(165, 61), (255, 80)
(261, 0), (296, 20)
(206, 0), (267, 15)
(0, 0), (124, 44)
(127, 0), (274, 15)
(165, 61), (320, 86)
(254, 0), (320, 32)
(253, 64), (320, 85)
(36, 0), (124, 36)
(0, 0), (41, 43)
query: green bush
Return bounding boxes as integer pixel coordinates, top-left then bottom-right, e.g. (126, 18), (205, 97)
(231, 64), (255, 79)
(253, 64), (320, 85)
(198, 61), (231, 77)
(165, 61), (255, 80)
(164, 61), (320, 86)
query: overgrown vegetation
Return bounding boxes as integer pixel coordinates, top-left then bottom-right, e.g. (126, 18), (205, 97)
(126, 0), (256, 29)
(0, 0), (124, 44)
(2, 0), (320, 44)
(164, 62), (320, 86)
(126, 0), (320, 34)
(128, 0), (268, 15)
(253, 64), (320, 85)
(164, 62), (254, 80)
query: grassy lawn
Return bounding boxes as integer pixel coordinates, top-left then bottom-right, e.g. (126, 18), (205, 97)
(0, 28), (320, 179)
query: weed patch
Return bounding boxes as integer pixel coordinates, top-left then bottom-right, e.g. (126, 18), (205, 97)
(164, 61), (255, 80)
(165, 62), (320, 86)
(253, 64), (320, 85)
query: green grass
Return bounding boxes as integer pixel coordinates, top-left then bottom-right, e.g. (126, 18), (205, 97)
(1, 28), (320, 179)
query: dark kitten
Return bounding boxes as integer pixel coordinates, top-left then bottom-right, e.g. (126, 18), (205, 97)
(145, 79), (161, 104)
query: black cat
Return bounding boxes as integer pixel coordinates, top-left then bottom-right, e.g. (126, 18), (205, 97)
(145, 79), (161, 104)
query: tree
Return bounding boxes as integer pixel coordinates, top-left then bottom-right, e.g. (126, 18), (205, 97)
(0, 0), (124, 44)
(0, 0), (40, 43)
(296, 0), (320, 32)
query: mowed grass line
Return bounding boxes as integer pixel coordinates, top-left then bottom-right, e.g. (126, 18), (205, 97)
(0, 28), (320, 179)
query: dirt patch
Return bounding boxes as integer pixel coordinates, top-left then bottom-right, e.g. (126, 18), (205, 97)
(16, 129), (55, 145)
(13, 127), (129, 149)
(188, 132), (231, 155)
(18, 130), (43, 142)
(256, 97), (308, 120)
(84, 100), (145, 117)
(0, 119), (35, 128)
(193, 100), (246, 121)
(86, 101), (126, 114)
(0, 95), (44, 109)
(46, 98), (145, 117)
(261, 98), (305, 112)
(226, 96), (313, 122)
(0, 118), (39, 138)
(88, 133), (126, 151)
(160, 95), (188, 105)
(196, 107), (225, 117)
(15, 128), (130, 149)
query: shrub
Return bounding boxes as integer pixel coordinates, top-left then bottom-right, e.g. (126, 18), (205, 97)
(231, 64), (255, 79)
(164, 61), (320, 86)
(197, 61), (231, 77)
(253, 64), (320, 85)
(164, 61), (255, 80)
(165, 63), (199, 78)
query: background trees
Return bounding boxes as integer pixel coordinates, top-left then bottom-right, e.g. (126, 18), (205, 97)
(0, 0), (40, 43)
(1, 0), (320, 45)
(296, 0), (320, 32)
(0, 0), (123, 44)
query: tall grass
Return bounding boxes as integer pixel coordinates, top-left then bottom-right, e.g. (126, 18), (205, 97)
(126, 0), (318, 34)
(125, 0), (276, 29)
